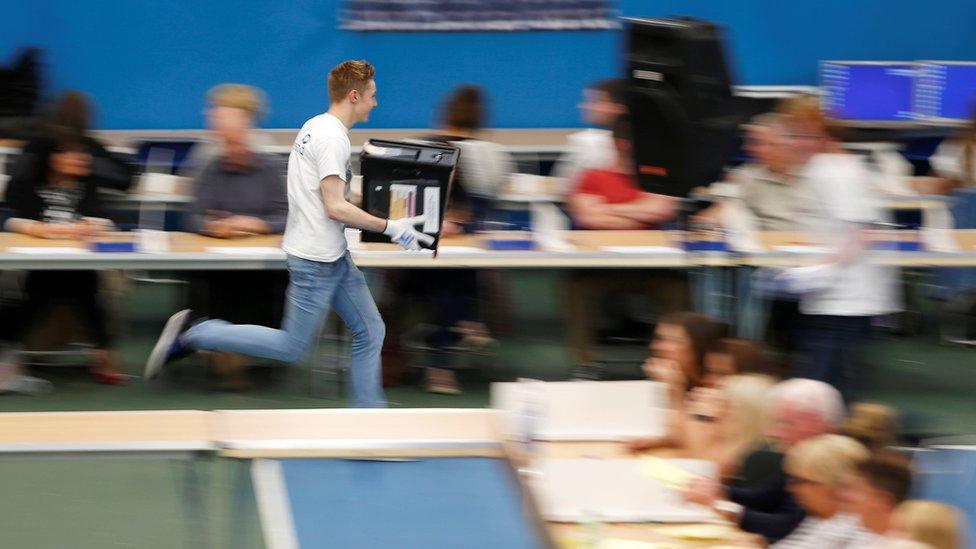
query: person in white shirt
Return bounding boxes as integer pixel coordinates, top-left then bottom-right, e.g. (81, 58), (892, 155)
(145, 60), (432, 407)
(773, 96), (899, 401)
(552, 79), (626, 190)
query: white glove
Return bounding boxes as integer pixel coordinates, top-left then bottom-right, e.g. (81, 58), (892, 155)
(383, 215), (435, 251)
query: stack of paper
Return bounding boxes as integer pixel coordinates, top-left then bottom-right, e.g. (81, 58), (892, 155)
(638, 456), (703, 490)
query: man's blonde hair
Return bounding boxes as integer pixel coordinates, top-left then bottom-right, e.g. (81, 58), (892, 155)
(207, 84), (267, 122)
(784, 434), (869, 489)
(328, 60), (375, 104)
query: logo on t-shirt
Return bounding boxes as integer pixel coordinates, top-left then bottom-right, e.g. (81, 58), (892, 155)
(293, 133), (312, 156)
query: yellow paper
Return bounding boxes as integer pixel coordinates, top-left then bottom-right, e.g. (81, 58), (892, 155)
(637, 456), (700, 489)
(652, 523), (736, 541)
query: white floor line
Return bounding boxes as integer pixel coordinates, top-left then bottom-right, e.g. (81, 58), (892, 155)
(251, 459), (300, 549)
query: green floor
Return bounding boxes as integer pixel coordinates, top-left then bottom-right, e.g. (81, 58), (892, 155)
(1, 270), (974, 548)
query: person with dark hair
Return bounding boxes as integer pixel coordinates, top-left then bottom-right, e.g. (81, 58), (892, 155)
(424, 84), (514, 232)
(842, 451), (914, 547)
(399, 84), (513, 394)
(554, 79), (628, 189)
(568, 115), (676, 229)
(10, 91), (134, 192)
(625, 312), (722, 452)
(701, 337), (780, 387)
(565, 115), (682, 365)
(2, 135), (126, 385)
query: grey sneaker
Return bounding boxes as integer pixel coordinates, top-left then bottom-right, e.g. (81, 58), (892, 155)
(144, 309), (194, 380)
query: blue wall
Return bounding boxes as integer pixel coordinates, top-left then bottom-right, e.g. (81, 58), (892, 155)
(3, 0), (975, 129)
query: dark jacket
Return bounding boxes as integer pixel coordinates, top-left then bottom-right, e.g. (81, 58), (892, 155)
(3, 137), (110, 221)
(729, 468), (807, 542)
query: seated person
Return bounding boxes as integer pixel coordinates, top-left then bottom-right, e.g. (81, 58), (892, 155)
(568, 115), (676, 230)
(721, 112), (806, 232)
(179, 84), (275, 179)
(625, 312), (720, 450)
(699, 337), (783, 388)
(685, 373), (778, 486)
(929, 107), (975, 194)
(565, 115), (682, 363)
(553, 79), (627, 191)
(182, 84), (288, 389)
(398, 85), (511, 394)
(769, 434), (871, 548)
(685, 379), (846, 543)
(629, 334), (773, 453)
(844, 451), (914, 547)
(11, 91), (134, 192)
(2, 135), (125, 385)
(889, 500), (966, 549)
(841, 402), (900, 452)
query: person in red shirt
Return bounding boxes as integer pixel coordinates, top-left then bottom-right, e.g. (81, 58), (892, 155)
(568, 115), (676, 229)
(564, 115), (687, 365)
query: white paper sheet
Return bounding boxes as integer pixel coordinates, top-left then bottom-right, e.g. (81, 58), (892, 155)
(601, 246), (683, 255)
(7, 247), (90, 254)
(206, 247), (284, 255)
(530, 458), (719, 523)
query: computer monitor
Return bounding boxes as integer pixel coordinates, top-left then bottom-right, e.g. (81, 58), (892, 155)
(915, 61), (976, 122)
(820, 61), (919, 122)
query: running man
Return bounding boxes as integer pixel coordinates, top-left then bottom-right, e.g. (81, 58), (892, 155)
(145, 60), (431, 407)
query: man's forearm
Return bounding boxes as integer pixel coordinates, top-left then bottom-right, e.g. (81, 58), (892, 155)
(326, 200), (387, 233)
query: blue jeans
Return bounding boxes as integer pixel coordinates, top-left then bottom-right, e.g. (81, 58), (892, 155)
(183, 252), (386, 407)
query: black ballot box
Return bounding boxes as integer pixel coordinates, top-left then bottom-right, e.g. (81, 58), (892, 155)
(360, 139), (459, 250)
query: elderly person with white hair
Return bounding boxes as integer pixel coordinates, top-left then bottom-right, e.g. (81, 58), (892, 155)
(685, 378), (846, 543)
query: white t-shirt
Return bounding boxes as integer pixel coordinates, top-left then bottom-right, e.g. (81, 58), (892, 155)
(792, 153), (899, 316)
(552, 128), (616, 187)
(773, 514), (875, 549)
(282, 113), (353, 262)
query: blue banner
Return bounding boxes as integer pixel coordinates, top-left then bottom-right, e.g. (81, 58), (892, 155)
(339, 1), (619, 31)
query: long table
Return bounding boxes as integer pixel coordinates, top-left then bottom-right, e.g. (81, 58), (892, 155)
(3, 230), (976, 270)
(0, 408), (737, 548)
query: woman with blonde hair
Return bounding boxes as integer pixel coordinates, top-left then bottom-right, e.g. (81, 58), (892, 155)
(687, 374), (778, 484)
(772, 434), (872, 547)
(890, 500), (966, 549)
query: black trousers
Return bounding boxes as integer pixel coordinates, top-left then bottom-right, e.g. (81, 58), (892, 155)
(1, 271), (112, 348)
(793, 314), (872, 402)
